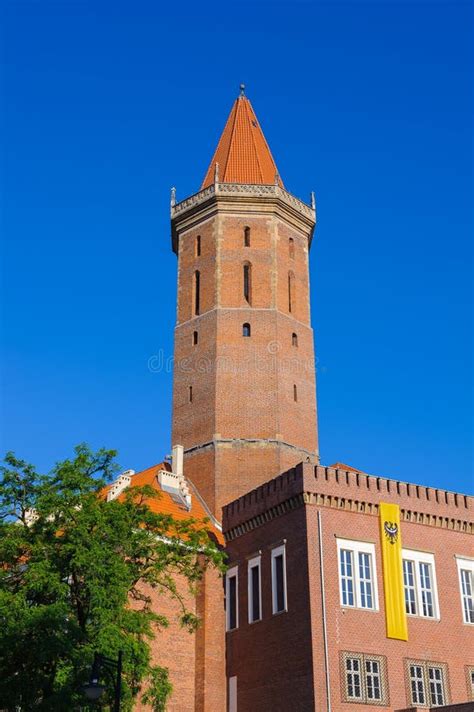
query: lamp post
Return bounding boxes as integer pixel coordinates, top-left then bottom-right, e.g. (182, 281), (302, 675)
(83, 651), (122, 711)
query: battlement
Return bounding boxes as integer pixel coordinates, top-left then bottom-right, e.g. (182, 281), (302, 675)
(222, 462), (474, 537)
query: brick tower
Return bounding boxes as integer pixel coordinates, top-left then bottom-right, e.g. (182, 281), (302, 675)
(171, 87), (319, 517)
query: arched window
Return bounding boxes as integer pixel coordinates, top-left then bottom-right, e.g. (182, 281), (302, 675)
(193, 331), (198, 345)
(289, 237), (295, 259)
(292, 332), (298, 347)
(288, 271), (295, 313)
(293, 384), (298, 402)
(244, 226), (251, 247)
(195, 235), (201, 257)
(194, 270), (200, 315)
(189, 386), (193, 403)
(242, 323), (251, 337)
(243, 262), (252, 304)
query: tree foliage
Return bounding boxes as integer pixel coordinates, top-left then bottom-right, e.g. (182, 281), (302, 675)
(0, 445), (225, 710)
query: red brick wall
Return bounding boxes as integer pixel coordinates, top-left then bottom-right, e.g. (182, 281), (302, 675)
(133, 566), (225, 712)
(225, 506), (316, 711)
(172, 200), (319, 517)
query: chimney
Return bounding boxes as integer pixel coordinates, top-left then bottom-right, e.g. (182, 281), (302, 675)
(172, 444), (184, 477)
(158, 445), (191, 510)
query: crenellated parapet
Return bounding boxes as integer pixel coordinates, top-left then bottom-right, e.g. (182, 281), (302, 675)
(223, 462), (474, 541)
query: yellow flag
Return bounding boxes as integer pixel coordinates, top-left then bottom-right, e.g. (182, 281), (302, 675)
(379, 502), (408, 641)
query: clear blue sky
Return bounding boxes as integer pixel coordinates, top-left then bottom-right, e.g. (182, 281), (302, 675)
(1, 1), (472, 494)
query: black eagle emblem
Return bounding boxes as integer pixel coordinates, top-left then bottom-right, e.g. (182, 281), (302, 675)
(384, 521), (399, 545)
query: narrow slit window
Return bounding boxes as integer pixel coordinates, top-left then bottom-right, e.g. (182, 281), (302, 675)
(196, 235), (201, 257)
(292, 332), (298, 347)
(243, 263), (252, 304)
(242, 323), (251, 337)
(194, 270), (200, 315)
(226, 566), (238, 631)
(288, 271), (295, 313)
(289, 237), (295, 258)
(188, 386), (193, 403)
(244, 226), (250, 247)
(271, 545), (287, 614)
(248, 556), (261, 623)
(293, 384), (298, 402)
(193, 331), (198, 345)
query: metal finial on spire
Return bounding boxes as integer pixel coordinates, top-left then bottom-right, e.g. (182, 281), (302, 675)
(239, 83), (246, 97)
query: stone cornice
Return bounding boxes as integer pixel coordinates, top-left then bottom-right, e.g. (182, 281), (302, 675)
(170, 182), (316, 254)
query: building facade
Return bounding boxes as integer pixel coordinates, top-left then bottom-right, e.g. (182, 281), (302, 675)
(223, 463), (474, 711)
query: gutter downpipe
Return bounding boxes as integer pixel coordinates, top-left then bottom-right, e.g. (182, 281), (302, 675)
(318, 510), (331, 712)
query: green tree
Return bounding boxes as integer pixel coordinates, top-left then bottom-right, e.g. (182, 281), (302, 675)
(0, 444), (225, 711)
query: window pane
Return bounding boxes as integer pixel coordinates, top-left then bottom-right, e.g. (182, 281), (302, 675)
(251, 565), (260, 622)
(275, 554), (285, 612)
(346, 658), (362, 699)
(228, 576), (237, 630)
(340, 549), (354, 606)
(403, 559), (417, 615)
(428, 667), (445, 706)
(358, 552), (373, 609)
(419, 562), (435, 617)
(410, 665), (425, 705)
(365, 659), (381, 700)
(461, 569), (474, 624)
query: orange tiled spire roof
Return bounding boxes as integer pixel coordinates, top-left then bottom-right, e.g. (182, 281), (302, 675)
(201, 85), (283, 189)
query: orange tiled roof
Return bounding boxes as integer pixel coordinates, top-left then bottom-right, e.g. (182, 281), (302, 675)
(105, 463), (224, 545)
(201, 89), (283, 189)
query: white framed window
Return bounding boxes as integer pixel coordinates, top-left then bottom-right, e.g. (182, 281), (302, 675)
(226, 566), (238, 631)
(341, 651), (388, 705)
(456, 556), (474, 624)
(336, 539), (379, 611)
(402, 549), (440, 619)
(406, 659), (449, 708)
(271, 544), (287, 614)
(248, 555), (262, 623)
